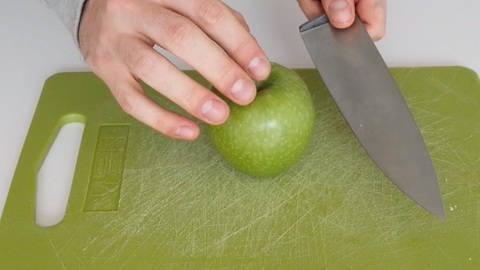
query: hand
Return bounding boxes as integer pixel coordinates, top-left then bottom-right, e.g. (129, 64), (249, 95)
(297, 0), (387, 41)
(78, 0), (271, 140)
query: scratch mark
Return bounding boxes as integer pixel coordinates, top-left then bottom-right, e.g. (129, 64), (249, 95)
(266, 209), (311, 252)
(48, 239), (66, 270)
(209, 199), (289, 250)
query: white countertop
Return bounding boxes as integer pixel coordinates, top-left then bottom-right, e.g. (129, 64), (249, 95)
(1, 0), (479, 223)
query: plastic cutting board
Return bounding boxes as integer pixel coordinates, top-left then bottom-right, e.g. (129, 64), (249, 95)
(1, 67), (479, 269)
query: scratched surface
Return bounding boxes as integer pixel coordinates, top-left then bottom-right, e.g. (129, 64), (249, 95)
(0, 67), (479, 269)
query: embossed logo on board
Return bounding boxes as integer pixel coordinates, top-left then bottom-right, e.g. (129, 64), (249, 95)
(84, 125), (130, 211)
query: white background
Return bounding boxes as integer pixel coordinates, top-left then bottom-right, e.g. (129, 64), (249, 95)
(1, 0), (479, 221)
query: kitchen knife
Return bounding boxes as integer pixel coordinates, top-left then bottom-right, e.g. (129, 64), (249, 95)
(300, 15), (445, 219)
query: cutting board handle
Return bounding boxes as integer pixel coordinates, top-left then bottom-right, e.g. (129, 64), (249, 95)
(3, 112), (85, 225)
(1, 73), (113, 226)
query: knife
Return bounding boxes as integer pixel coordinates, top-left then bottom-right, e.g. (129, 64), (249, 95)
(300, 14), (445, 220)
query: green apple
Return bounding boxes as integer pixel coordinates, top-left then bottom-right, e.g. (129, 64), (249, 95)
(207, 63), (315, 178)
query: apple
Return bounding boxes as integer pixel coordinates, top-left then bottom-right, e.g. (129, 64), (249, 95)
(207, 63), (315, 178)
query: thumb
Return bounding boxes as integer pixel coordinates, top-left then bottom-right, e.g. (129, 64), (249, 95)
(321, 0), (355, 28)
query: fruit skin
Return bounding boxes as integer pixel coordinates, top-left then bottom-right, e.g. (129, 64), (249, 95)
(207, 63), (315, 178)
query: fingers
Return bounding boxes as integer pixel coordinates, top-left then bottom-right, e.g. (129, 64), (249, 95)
(355, 0), (387, 41)
(118, 38), (230, 126)
(297, 0), (325, 20)
(225, 5), (250, 31)
(79, 0), (272, 141)
(298, 0), (386, 41)
(162, 0), (271, 80)
(108, 69), (202, 140)
(89, 52), (205, 140)
(191, 0), (271, 80)
(137, 4), (264, 106)
(320, 0), (355, 28)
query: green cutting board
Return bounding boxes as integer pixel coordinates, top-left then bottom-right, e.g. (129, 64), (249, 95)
(1, 67), (479, 269)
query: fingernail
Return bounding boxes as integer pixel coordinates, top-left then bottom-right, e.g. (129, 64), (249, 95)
(329, 0), (352, 23)
(175, 125), (197, 140)
(231, 79), (256, 103)
(202, 99), (227, 124)
(248, 57), (270, 80)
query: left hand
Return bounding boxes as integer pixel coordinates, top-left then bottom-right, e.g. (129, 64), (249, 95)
(297, 0), (387, 41)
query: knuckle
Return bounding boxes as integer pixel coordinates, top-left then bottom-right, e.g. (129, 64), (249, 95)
(125, 47), (156, 76)
(234, 12), (248, 29)
(104, 0), (132, 13)
(180, 88), (198, 108)
(216, 64), (237, 90)
(147, 109), (169, 134)
(231, 34), (252, 56)
(112, 86), (141, 117)
(152, 117), (168, 133)
(116, 92), (136, 116)
(165, 22), (193, 50)
(135, 55), (157, 77)
(94, 47), (114, 64)
(116, 91), (168, 133)
(83, 47), (115, 78)
(196, 0), (226, 25)
(124, 47), (140, 71)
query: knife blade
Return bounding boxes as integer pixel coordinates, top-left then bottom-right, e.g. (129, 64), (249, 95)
(300, 14), (445, 220)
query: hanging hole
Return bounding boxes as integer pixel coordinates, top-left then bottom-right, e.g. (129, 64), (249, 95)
(35, 122), (85, 227)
